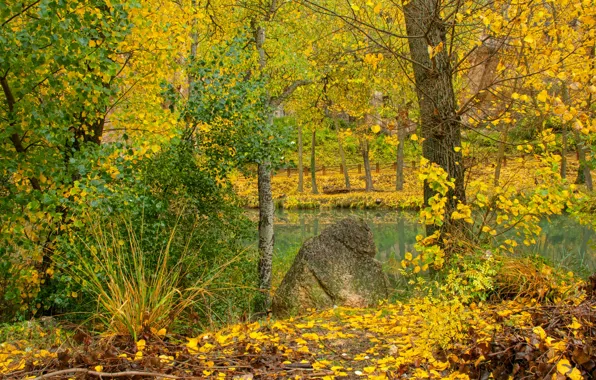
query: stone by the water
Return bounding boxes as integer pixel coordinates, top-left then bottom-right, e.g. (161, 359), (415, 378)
(272, 218), (389, 317)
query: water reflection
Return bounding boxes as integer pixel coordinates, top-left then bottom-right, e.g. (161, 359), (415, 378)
(271, 209), (596, 277)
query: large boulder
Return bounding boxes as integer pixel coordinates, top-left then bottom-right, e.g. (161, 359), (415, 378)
(272, 218), (389, 317)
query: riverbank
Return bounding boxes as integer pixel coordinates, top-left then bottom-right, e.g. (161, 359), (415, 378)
(234, 155), (586, 210)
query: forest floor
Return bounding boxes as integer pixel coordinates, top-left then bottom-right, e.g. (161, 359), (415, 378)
(233, 156), (588, 210)
(1, 277), (595, 379)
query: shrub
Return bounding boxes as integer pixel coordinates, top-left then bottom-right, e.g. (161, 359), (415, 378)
(64, 218), (249, 340)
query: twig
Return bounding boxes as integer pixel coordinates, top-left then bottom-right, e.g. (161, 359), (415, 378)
(33, 368), (181, 379)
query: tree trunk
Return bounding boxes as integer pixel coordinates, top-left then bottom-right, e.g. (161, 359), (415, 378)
(311, 129), (319, 194)
(336, 120), (351, 190)
(360, 138), (374, 192)
(404, 0), (466, 235)
(560, 81), (571, 179)
(257, 162), (274, 311)
(297, 123), (304, 192)
(396, 122), (405, 191)
(574, 130), (593, 191)
(561, 124), (567, 179)
(494, 124), (508, 186)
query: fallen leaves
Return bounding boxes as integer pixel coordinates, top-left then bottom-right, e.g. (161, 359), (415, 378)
(2, 294), (595, 379)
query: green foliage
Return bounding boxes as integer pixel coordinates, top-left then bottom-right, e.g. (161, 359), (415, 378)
(440, 251), (499, 303)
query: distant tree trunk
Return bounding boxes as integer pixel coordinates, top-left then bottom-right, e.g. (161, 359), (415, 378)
(311, 129), (319, 194)
(188, 0), (198, 90)
(396, 122), (405, 191)
(561, 124), (567, 179)
(297, 123), (304, 193)
(360, 138), (374, 192)
(335, 120), (351, 190)
(574, 130), (593, 191)
(257, 162), (274, 310)
(494, 124), (508, 186)
(574, 46), (594, 191)
(404, 0), (466, 235)
(560, 81), (571, 179)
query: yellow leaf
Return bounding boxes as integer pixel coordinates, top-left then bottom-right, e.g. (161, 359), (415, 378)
(187, 337), (199, 353)
(537, 90), (548, 102)
(567, 318), (581, 330)
(523, 35), (534, 44)
(454, 147), (461, 152)
(351, 4), (360, 11)
(533, 326), (547, 340)
(136, 339), (146, 351)
(371, 124), (381, 134)
(94, 365), (103, 372)
(556, 358), (572, 375)
(568, 367), (583, 380)
(410, 134), (418, 141)
(157, 328), (167, 337)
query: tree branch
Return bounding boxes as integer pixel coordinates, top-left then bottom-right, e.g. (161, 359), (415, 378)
(2, 0), (41, 27)
(32, 368), (181, 379)
(269, 79), (312, 108)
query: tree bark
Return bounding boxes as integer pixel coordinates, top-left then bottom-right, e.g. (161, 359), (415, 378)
(404, 0), (466, 235)
(257, 162), (274, 310)
(254, 22), (275, 312)
(310, 129), (319, 194)
(360, 138), (374, 192)
(297, 123), (304, 193)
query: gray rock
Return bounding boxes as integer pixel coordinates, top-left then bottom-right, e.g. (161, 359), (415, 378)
(272, 218), (389, 317)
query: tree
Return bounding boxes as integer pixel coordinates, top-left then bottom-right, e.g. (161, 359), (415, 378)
(403, 0), (466, 234)
(0, 0), (134, 316)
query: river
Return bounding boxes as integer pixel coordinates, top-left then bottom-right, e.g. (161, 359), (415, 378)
(258, 209), (595, 286)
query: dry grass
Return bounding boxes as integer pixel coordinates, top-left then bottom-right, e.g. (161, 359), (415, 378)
(72, 220), (238, 340)
(493, 255), (578, 302)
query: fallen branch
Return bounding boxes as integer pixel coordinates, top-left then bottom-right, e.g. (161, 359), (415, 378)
(33, 368), (180, 379)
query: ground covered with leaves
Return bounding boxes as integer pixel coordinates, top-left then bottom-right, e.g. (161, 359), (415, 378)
(2, 277), (595, 379)
(234, 156), (588, 210)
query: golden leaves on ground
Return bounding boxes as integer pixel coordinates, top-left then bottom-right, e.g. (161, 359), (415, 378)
(2, 296), (595, 379)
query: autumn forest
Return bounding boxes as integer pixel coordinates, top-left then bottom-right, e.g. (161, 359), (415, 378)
(0, 0), (595, 378)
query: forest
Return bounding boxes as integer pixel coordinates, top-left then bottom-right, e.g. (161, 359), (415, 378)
(0, 0), (595, 378)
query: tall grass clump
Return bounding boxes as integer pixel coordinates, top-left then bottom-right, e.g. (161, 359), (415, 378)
(70, 219), (239, 340)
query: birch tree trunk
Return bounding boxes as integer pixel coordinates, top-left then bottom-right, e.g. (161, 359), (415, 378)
(255, 22), (275, 312)
(257, 162), (274, 310)
(404, 0), (466, 235)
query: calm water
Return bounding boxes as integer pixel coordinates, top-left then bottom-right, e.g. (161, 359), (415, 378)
(264, 209), (595, 282)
